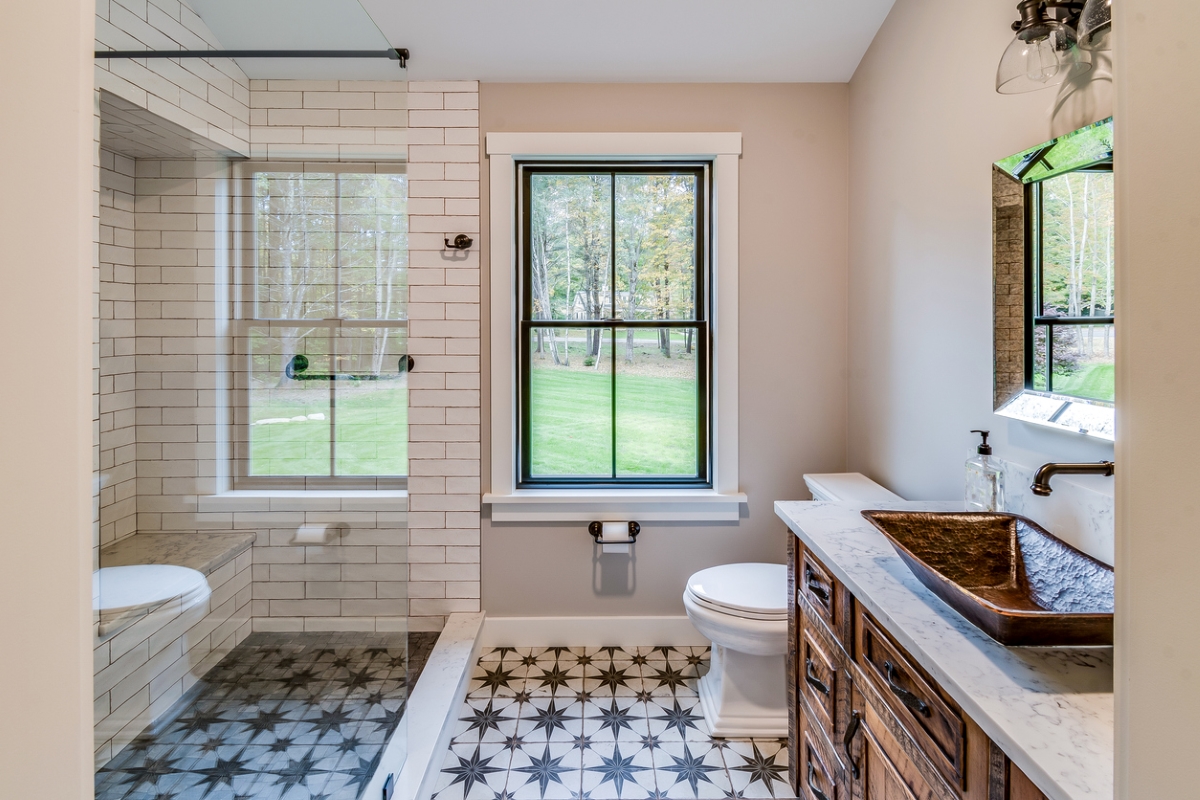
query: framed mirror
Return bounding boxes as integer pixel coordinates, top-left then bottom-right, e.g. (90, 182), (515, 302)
(992, 117), (1114, 441)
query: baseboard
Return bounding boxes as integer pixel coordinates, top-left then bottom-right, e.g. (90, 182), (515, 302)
(363, 611), (485, 800)
(481, 615), (708, 648)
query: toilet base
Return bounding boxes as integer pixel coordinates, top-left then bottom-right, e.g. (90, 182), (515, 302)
(696, 643), (788, 738)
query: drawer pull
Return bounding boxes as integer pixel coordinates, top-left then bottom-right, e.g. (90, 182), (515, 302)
(883, 660), (931, 718)
(804, 567), (831, 602)
(843, 710), (862, 780)
(807, 761), (831, 800)
(804, 658), (831, 696)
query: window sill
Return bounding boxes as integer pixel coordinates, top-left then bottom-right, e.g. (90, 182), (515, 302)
(996, 390), (1115, 442)
(481, 489), (747, 523)
(197, 490), (408, 513)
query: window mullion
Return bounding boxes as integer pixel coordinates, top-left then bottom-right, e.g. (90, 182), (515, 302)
(609, 172), (617, 480)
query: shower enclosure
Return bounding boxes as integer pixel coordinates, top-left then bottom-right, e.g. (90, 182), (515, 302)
(90, 19), (415, 793)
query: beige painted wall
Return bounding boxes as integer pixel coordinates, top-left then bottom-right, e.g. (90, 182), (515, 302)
(478, 83), (849, 617)
(1113, 1), (1200, 795)
(846, 0), (1114, 513)
(0, 0), (95, 796)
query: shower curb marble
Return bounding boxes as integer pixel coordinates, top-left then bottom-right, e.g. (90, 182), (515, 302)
(364, 611), (486, 800)
(775, 500), (1113, 800)
(481, 616), (710, 649)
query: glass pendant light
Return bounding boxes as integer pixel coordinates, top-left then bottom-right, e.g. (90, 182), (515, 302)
(1078, 0), (1113, 51)
(996, 1), (1092, 94)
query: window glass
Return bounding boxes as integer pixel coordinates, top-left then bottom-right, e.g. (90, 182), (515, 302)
(521, 165), (708, 486)
(1035, 170), (1115, 402)
(243, 168), (407, 480)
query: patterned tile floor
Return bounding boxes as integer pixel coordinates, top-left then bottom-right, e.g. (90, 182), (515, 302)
(95, 631), (438, 800)
(432, 646), (796, 800)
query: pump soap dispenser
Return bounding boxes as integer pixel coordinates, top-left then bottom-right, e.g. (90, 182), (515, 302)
(965, 429), (1005, 512)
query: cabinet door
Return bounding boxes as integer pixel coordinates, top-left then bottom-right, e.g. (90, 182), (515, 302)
(847, 684), (948, 800)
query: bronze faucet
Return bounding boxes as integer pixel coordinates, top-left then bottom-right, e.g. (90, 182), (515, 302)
(1030, 461), (1115, 496)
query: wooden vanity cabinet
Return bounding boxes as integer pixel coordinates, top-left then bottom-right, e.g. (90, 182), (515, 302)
(789, 535), (1031, 800)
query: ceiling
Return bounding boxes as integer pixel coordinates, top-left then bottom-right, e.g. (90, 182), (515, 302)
(185, 0), (897, 83)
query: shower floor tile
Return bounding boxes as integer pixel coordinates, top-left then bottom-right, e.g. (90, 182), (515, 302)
(96, 631), (438, 800)
(434, 646), (797, 800)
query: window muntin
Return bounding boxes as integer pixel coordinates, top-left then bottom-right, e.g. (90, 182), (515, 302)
(1028, 166), (1115, 403)
(517, 164), (710, 487)
(236, 167), (408, 483)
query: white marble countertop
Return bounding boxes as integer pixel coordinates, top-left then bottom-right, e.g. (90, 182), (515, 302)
(775, 500), (1113, 800)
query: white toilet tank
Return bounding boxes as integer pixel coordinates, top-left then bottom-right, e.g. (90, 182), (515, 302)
(803, 472), (903, 503)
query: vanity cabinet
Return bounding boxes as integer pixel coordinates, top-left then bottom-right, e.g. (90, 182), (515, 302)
(787, 534), (1049, 800)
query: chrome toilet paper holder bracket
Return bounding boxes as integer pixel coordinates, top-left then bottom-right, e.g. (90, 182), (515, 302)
(588, 521), (641, 544)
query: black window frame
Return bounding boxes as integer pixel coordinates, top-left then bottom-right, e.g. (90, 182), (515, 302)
(1023, 159), (1115, 399)
(515, 161), (713, 489)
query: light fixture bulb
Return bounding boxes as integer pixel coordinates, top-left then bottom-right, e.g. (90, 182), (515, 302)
(1024, 36), (1061, 83)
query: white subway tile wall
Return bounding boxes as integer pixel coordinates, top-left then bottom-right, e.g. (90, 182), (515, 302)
(99, 150), (140, 552)
(404, 81), (482, 627)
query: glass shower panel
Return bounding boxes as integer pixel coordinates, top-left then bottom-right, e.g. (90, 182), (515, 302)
(93, 35), (414, 794)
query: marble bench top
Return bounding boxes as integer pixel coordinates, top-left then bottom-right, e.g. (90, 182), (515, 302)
(100, 532), (256, 576)
(775, 500), (1113, 800)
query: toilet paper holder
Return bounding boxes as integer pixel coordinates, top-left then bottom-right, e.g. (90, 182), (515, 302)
(588, 521), (641, 544)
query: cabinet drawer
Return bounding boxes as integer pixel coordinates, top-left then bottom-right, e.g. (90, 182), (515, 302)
(800, 613), (841, 743)
(800, 546), (847, 645)
(856, 607), (967, 789)
(799, 708), (841, 800)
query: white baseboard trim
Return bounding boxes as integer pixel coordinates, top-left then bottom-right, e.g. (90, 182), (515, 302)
(481, 616), (709, 648)
(364, 611), (485, 800)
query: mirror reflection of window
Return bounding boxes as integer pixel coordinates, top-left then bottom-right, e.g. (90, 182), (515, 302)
(992, 118), (1115, 441)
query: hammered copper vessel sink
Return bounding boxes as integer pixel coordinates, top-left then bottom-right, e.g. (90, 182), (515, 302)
(861, 511), (1114, 646)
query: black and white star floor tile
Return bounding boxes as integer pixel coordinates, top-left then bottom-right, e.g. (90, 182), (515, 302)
(722, 741), (791, 799)
(95, 632), (437, 800)
(581, 740), (658, 799)
(654, 742), (732, 799)
(434, 646), (794, 800)
(431, 742), (514, 800)
(508, 741), (584, 800)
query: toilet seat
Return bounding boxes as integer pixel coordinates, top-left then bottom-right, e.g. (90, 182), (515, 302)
(685, 563), (787, 620)
(94, 564), (210, 636)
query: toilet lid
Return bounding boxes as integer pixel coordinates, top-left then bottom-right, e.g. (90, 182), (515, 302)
(686, 563), (787, 618)
(94, 564), (209, 617)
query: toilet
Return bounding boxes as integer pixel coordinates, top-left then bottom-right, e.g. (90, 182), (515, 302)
(683, 473), (903, 738)
(683, 562), (789, 737)
(94, 564), (211, 637)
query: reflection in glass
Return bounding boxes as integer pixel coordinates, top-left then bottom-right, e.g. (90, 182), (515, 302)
(994, 117), (1112, 184)
(616, 327), (699, 477)
(528, 174), (612, 321)
(334, 327), (408, 475)
(248, 326), (331, 475)
(529, 327), (613, 477)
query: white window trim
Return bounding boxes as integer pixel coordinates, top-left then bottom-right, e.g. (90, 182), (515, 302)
(482, 132), (746, 522)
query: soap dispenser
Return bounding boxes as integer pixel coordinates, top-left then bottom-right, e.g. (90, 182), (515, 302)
(965, 430), (1005, 512)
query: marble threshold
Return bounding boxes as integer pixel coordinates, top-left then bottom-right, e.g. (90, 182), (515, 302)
(775, 500), (1112, 800)
(363, 611), (486, 800)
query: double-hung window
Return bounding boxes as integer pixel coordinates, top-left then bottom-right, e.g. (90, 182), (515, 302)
(233, 164), (408, 486)
(485, 132), (743, 522)
(517, 164), (710, 488)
